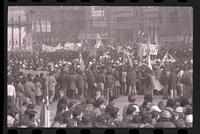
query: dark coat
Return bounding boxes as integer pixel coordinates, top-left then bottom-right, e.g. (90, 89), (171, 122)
(127, 71), (137, 86)
(68, 74), (77, 90)
(105, 74), (114, 89)
(168, 71), (177, 90)
(76, 74), (85, 89)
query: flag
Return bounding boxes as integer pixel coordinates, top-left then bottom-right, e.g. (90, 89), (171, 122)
(147, 36), (153, 70)
(160, 50), (176, 66)
(79, 52), (85, 71)
(95, 33), (103, 49)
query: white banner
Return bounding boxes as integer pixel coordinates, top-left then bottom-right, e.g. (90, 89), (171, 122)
(141, 43), (159, 56)
(42, 43), (62, 52)
(64, 42), (82, 51)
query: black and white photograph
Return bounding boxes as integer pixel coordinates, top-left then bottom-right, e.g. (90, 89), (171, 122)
(7, 6), (193, 128)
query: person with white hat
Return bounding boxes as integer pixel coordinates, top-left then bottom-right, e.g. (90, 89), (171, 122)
(185, 114), (193, 128)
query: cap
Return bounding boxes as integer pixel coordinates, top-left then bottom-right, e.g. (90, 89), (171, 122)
(150, 105), (162, 112)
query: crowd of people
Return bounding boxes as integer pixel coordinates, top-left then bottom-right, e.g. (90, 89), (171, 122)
(7, 41), (193, 128)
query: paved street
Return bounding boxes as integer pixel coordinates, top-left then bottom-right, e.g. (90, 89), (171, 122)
(35, 95), (164, 124)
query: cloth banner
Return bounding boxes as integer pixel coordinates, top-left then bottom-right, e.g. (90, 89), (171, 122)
(64, 42), (82, 51)
(137, 43), (159, 56)
(42, 43), (62, 52)
(149, 74), (163, 91)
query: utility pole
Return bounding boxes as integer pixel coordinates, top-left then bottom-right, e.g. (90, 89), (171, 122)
(19, 16), (21, 49)
(46, 16), (48, 46)
(11, 17), (14, 50)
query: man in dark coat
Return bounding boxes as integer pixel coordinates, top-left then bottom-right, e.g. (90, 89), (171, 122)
(68, 70), (77, 100)
(76, 71), (86, 100)
(168, 67), (178, 99)
(57, 68), (68, 97)
(127, 68), (137, 96)
(181, 65), (193, 99)
(85, 68), (96, 99)
(160, 68), (169, 99)
(105, 70), (114, 102)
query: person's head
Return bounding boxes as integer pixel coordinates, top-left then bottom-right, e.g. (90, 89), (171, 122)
(132, 114), (142, 124)
(109, 107), (120, 119)
(63, 111), (73, 124)
(160, 110), (172, 120)
(86, 98), (94, 105)
(128, 95), (136, 103)
(166, 98), (176, 109)
(28, 110), (38, 120)
(110, 97), (117, 106)
(96, 113), (110, 125)
(95, 89), (102, 97)
(158, 101), (166, 111)
(22, 97), (32, 106)
(58, 103), (67, 113)
(179, 96), (190, 107)
(40, 72), (44, 77)
(144, 94), (153, 102)
(126, 105), (136, 115)
(58, 90), (65, 98)
(143, 100), (152, 110)
(27, 104), (35, 110)
(95, 98), (106, 110)
(82, 114), (92, 125)
(73, 106), (83, 120)
(8, 107), (18, 118)
(185, 105), (193, 115)
(175, 106), (186, 119)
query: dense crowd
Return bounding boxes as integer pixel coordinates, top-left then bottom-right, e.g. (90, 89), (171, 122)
(7, 41), (193, 128)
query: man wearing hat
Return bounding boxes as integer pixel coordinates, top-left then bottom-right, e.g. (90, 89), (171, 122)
(154, 110), (176, 128)
(91, 98), (106, 119)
